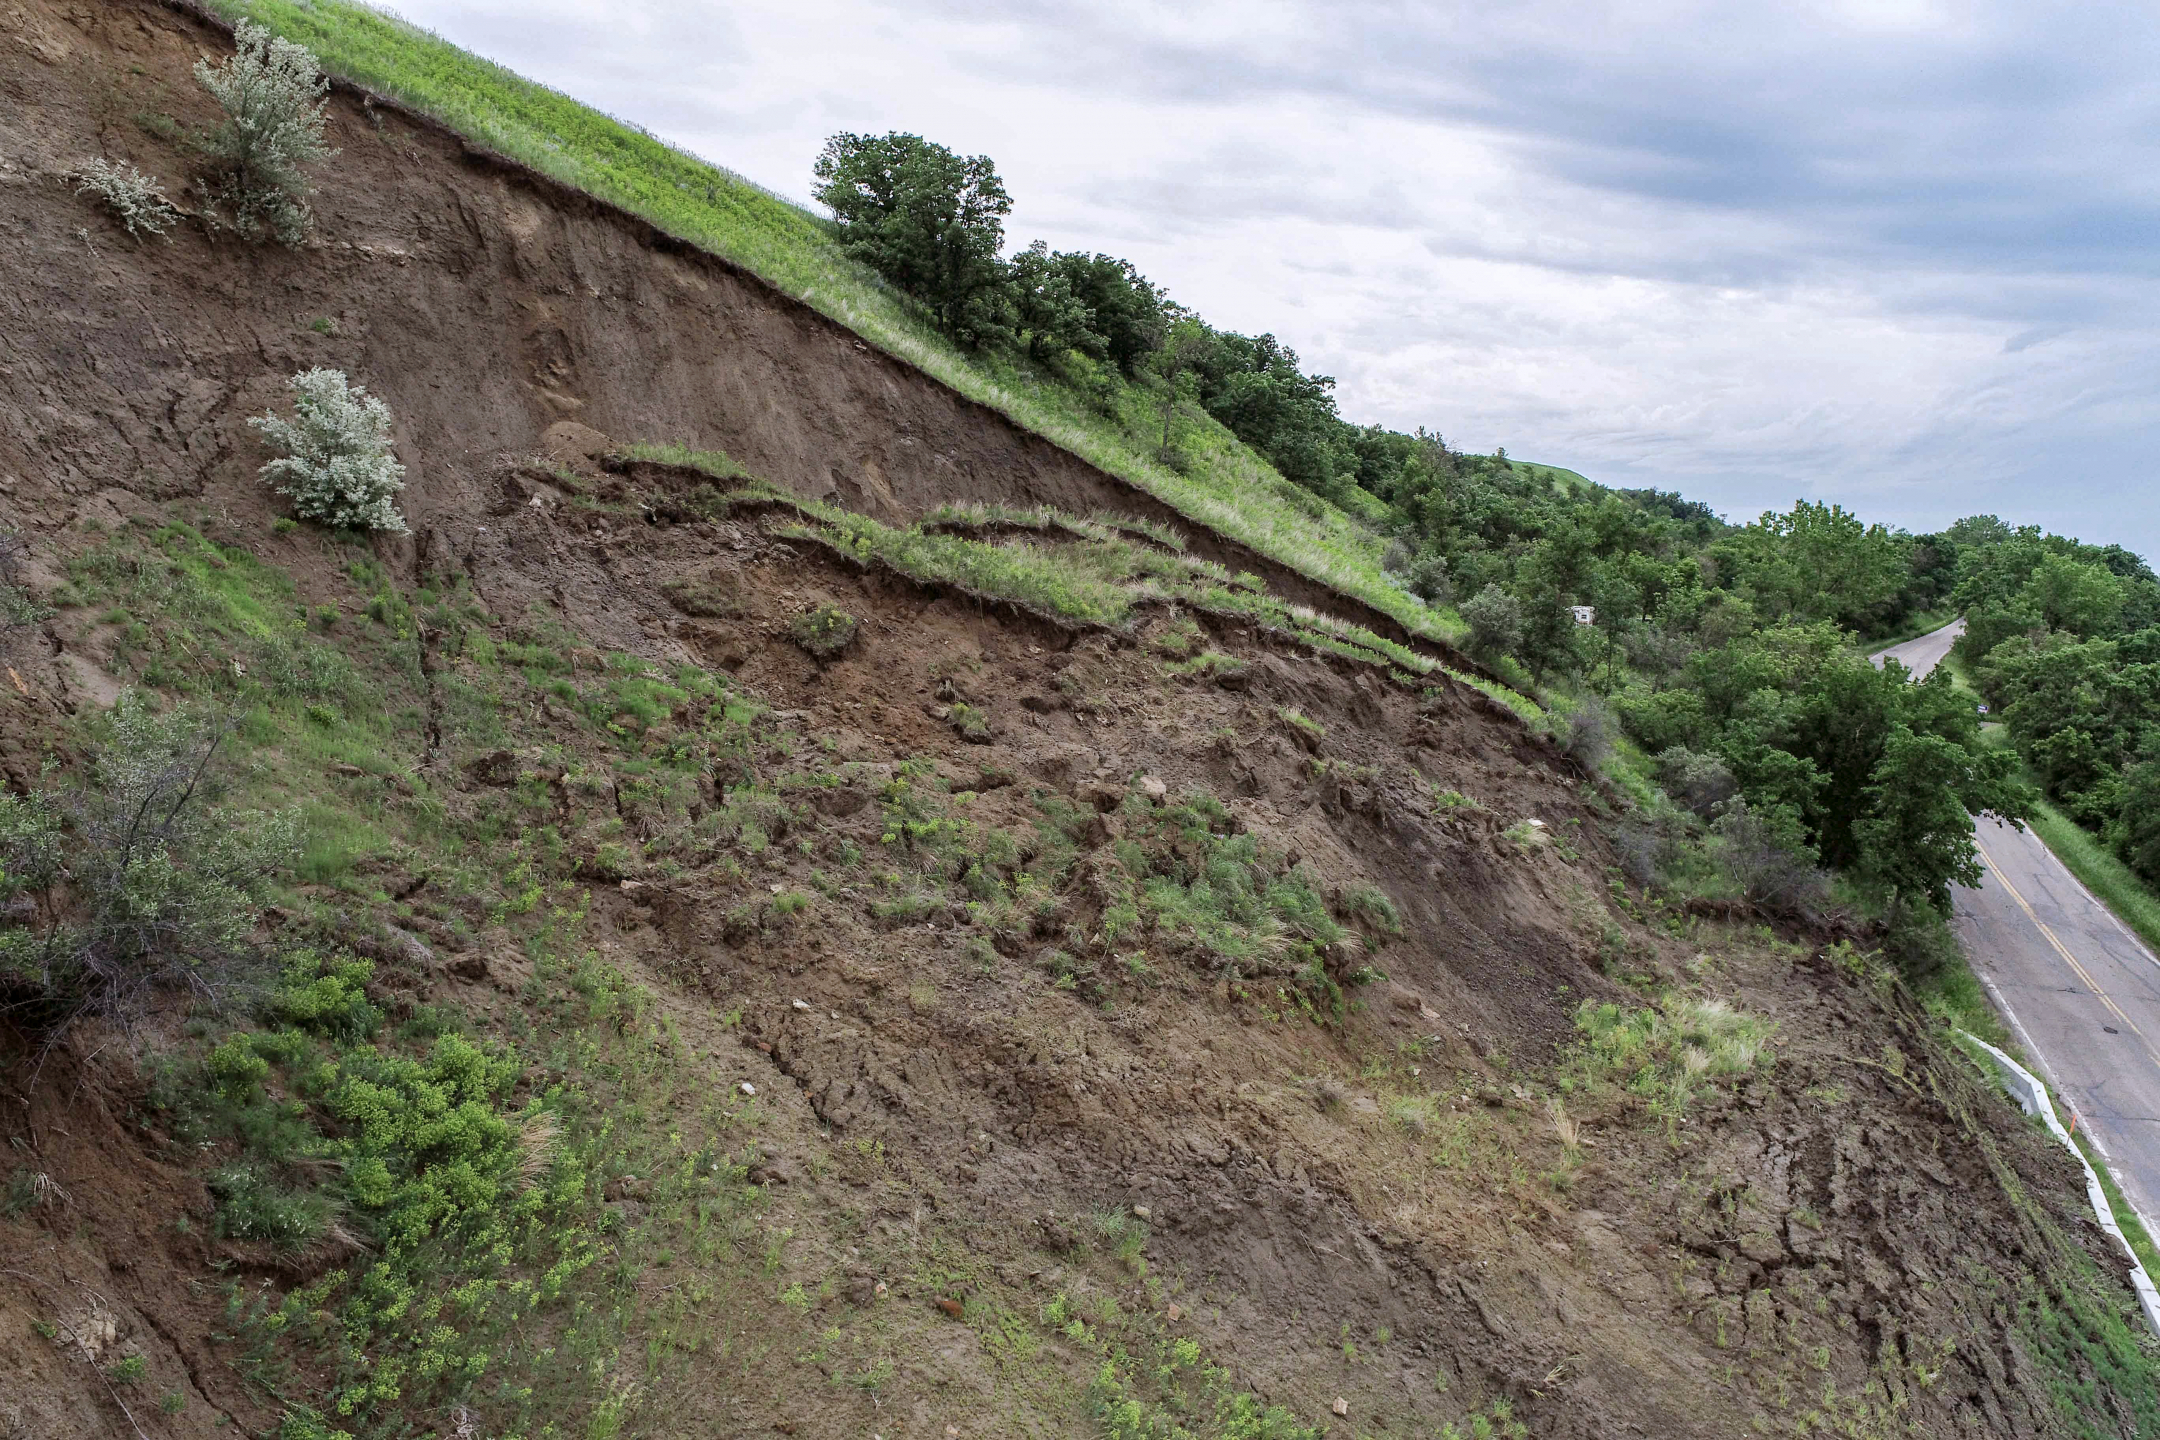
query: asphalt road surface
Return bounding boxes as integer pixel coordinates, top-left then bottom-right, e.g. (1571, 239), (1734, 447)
(1873, 618), (2160, 1228)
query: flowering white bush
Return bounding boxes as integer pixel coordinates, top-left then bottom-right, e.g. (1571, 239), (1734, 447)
(195, 19), (334, 246)
(250, 369), (409, 533)
(75, 159), (180, 240)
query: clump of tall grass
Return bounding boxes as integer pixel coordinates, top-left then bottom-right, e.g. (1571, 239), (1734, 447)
(1569, 996), (1773, 1115)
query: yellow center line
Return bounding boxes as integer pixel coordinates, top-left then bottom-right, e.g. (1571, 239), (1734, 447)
(1979, 837), (2151, 1045)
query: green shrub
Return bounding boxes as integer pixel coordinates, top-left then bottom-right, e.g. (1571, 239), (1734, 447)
(208, 1160), (333, 1250)
(1460, 584), (1523, 666)
(194, 20), (334, 245)
(264, 950), (381, 1040)
(0, 694), (299, 1038)
(75, 159), (180, 240)
(251, 369), (409, 533)
(1340, 882), (1402, 936)
(788, 605), (858, 659)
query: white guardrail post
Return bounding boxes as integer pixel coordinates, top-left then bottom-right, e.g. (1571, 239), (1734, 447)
(1963, 1032), (2160, 1335)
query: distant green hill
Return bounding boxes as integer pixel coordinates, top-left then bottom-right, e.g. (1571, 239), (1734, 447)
(1513, 461), (1594, 496)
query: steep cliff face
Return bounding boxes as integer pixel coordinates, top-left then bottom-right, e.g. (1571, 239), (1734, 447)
(0, 5), (2152, 1440)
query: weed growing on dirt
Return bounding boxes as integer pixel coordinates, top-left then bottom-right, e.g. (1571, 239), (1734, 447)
(1103, 789), (1352, 1015)
(1566, 995), (1773, 1116)
(1164, 650), (1248, 684)
(788, 605), (858, 660)
(1074, 1297), (1320, 1439)
(73, 158), (179, 239)
(615, 441), (749, 481)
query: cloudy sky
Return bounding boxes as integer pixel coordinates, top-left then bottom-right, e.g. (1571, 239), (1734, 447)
(388, 0), (2160, 555)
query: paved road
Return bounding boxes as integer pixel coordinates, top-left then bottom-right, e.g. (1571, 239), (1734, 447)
(1873, 619), (2160, 1229)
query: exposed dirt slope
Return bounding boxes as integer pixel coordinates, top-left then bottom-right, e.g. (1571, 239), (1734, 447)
(1, 5), (2155, 1440)
(0, 0), (1459, 673)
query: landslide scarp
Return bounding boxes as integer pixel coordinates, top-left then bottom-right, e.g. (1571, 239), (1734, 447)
(0, 4), (2153, 1439)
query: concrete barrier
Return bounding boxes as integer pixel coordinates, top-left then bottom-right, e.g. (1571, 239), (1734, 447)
(1965, 1033), (2160, 1335)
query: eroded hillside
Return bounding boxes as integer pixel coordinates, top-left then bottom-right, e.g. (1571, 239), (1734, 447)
(2, 4), (2156, 1439)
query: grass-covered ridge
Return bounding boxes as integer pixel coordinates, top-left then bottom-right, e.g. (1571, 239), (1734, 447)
(614, 450), (1445, 676)
(202, 0), (1464, 652)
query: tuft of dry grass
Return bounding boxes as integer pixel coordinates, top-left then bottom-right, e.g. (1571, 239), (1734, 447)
(1546, 1096), (1581, 1155)
(515, 1110), (562, 1191)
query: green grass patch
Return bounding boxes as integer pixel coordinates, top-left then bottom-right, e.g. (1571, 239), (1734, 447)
(2070, 1125), (2160, 1280)
(1564, 995), (1774, 1116)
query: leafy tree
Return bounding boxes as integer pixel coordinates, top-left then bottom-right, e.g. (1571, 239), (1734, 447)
(1007, 245), (1168, 375)
(1711, 500), (1906, 632)
(1626, 624), (2027, 910)
(2022, 551), (2124, 636)
(1010, 241), (1098, 365)
(1188, 331), (1348, 496)
(2113, 738), (2160, 883)
(1856, 709), (2026, 912)
(1460, 584), (1523, 667)
(195, 19), (334, 246)
(813, 132), (1014, 346)
(1148, 317), (1216, 459)
(1050, 250), (1166, 375)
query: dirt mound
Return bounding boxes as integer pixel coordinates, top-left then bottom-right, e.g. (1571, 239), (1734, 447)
(1, 4), (2154, 1438)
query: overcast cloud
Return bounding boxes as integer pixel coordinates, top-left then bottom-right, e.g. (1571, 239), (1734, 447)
(384, 0), (2160, 556)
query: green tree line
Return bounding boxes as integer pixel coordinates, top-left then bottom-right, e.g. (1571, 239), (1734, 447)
(810, 129), (2160, 943)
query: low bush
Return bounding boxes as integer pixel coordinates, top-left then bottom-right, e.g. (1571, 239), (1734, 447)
(74, 159), (180, 239)
(1708, 800), (1830, 917)
(1655, 745), (1738, 818)
(251, 369), (409, 533)
(0, 693), (298, 1040)
(1460, 583), (1523, 666)
(788, 605), (858, 660)
(1556, 695), (1615, 770)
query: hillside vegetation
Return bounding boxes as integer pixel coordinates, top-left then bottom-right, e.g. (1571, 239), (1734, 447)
(193, 0), (2073, 974)
(4, 4), (2160, 1439)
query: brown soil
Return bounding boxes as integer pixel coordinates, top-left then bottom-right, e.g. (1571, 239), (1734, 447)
(0, 4), (2151, 1439)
